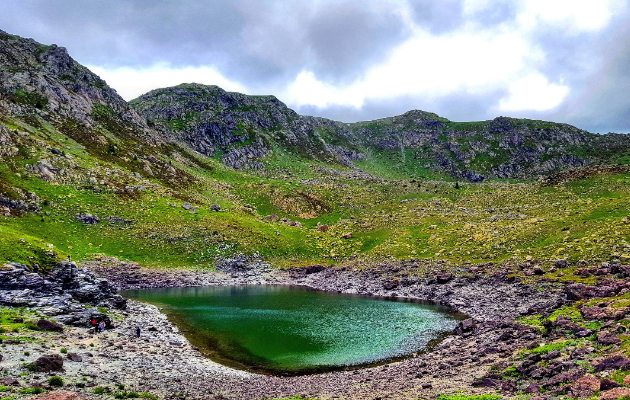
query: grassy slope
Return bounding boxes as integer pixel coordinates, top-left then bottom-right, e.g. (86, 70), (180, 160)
(1, 108), (629, 271)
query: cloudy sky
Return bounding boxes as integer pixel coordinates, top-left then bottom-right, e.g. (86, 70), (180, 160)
(2, 0), (630, 132)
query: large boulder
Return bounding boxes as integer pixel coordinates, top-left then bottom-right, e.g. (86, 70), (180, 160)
(600, 378), (621, 391)
(305, 265), (325, 274)
(574, 374), (600, 391)
(33, 354), (63, 372)
(74, 213), (100, 224)
(54, 309), (113, 328)
(36, 319), (64, 332)
(454, 318), (476, 335)
(600, 387), (630, 400)
(597, 331), (622, 345)
(594, 355), (630, 372)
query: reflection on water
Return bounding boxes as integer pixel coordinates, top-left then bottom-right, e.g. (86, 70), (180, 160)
(122, 285), (462, 375)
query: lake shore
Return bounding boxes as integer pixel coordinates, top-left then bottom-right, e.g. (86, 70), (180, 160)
(5, 257), (630, 400)
(74, 257), (565, 399)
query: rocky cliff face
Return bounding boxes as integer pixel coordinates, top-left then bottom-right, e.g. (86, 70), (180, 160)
(133, 85), (630, 181)
(1, 29), (628, 182)
(0, 29), (160, 144)
(0, 261), (126, 327)
(131, 84), (351, 169)
(345, 112), (606, 181)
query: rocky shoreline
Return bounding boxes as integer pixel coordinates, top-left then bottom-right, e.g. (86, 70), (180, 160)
(3, 258), (630, 400)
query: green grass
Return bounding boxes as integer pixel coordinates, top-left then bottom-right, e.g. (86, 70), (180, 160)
(0, 107), (629, 271)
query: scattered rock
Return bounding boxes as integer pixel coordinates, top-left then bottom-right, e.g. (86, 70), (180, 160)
(575, 374), (600, 391)
(597, 331), (622, 345)
(211, 204), (221, 212)
(74, 213), (99, 224)
(600, 378), (620, 391)
(66, 353), (82, 362)
(341, 232), (353, 239)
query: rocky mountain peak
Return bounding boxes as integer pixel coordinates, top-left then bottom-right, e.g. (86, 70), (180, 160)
(0, 31), (161, 143)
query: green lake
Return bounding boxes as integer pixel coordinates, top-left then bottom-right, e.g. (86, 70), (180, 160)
(122, 285), (462, 375)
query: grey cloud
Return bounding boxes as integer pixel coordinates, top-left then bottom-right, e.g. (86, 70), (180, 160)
(2, 0), (630, 133)
(408, 0), (465, 34)
(295, 89), (507, 124)
(540, 12), (630, 133)
(0, 0), (408, 85)
(303, 3), (409, 83)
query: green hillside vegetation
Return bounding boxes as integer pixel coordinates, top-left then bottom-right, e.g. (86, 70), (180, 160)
(0, 30), (629, 272)
(1, 106), (629, 270)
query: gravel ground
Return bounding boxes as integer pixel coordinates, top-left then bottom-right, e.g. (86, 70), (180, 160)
(12, 258), (561, 400)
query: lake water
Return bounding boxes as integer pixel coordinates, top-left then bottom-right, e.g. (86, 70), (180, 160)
(122, 285), (462, 375)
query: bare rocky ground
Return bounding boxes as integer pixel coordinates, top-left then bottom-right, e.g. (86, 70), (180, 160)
(4, 257), (630, 400)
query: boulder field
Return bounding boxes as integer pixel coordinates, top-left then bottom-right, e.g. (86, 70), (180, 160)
(1, 258), (630, 399)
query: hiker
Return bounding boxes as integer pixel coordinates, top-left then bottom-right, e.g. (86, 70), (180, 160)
(91, 319), (97, 333)
(136, 327), (141, 338)
(99, 321), (105, 333)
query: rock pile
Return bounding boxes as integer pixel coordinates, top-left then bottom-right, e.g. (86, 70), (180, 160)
(0, 261), (126, 328)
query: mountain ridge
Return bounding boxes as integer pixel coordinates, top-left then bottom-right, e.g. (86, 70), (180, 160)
(2, 29), (629, 182)
(131, 82), (630, 181)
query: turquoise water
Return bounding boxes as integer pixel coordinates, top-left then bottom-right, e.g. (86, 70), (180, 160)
(122, 285), (461, 375)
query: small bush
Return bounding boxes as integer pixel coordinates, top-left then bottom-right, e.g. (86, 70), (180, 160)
(0, 386), (10, 392)
(25, 323), (40, 331)
(60, 348), (67, 354)
(48, 376), (63, 387)
(23, 351), (29, 356)
(93, 387), (106, 395)
(0, 327), (7, 334)
(140, 393), (158, 400)
(26, 364), (37, 372)
(89, 343), (95, 347)
(118, 384), (125, 390)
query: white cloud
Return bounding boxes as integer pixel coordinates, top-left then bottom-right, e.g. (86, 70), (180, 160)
(497, 73), (569, 111)
(282, 0), (624, 114)
(518, 0), (624, 33)
(283, 26), (542, 110)
(88, 63), (248, 101)
(85, 0), (625, 117)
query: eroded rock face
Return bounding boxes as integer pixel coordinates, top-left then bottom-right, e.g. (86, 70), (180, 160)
(0, 30), (159, 143)
(130, 84), (351, 170)
(0, 261), (126, 327)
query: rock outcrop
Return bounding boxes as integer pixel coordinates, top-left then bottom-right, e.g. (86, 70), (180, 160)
(0, 261), (126, 327)
(0, 30), (159, 143)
